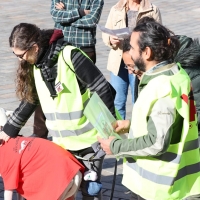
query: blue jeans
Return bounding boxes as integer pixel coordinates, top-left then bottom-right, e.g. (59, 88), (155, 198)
(110, 60), (135, 119)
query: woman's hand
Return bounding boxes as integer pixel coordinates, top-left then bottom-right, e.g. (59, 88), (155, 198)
(112, 120), (131, 134)
(109, 36), (121, 46)
(0, 131), (10, 146)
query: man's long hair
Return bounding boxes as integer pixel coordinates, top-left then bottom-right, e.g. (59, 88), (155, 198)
(133, 18), (180, 62)
(9, 23), (54, 103)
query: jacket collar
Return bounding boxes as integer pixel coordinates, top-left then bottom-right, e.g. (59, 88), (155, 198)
(114, 0), (152, 13)
(36, 38), (68, 69)
(138, 63), (178, 93)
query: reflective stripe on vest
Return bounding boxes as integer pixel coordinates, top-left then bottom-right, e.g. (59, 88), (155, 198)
(34, 46), (98, 150)
(126, 158), (200, 186)
(126, 138), (199, 165)
(122, 64), (200, 200)
(126, 137), (200, 186)
(45, 98), (89, 121)
(48, 121), (94, 137)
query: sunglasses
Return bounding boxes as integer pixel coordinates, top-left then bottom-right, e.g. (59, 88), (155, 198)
(13, 43), (35, 59)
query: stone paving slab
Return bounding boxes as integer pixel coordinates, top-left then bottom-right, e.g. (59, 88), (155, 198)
(0, 0), (200, 199)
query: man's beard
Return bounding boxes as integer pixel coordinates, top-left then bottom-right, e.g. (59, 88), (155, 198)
(132, 56), (146, 72)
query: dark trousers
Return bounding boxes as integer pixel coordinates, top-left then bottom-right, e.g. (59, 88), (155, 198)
(80, 46), (96, 64)
(33, 105), (48, 138)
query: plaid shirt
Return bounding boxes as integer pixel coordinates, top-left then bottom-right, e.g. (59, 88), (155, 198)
(51, 0), (104, 47)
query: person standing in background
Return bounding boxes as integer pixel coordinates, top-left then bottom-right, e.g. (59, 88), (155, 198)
(122, 38), (143, 103)
(31, 0), (104, 150)
(102, 0), (162, 119)
(51, 0), (104, 64)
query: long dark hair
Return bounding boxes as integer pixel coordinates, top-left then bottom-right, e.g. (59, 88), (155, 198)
(133, 18), (180, 62)
(9, 23), (54, 103)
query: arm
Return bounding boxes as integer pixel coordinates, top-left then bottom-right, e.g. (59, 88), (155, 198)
(3, 100), (37, 138)
(71, 0), (104, 28)
(71, 49), (116, 117)
(51, 0), (80, 24)
(102, 7), (119, 49)
(99, 96), (178, 157)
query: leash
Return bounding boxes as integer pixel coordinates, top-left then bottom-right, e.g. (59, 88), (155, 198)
(110, 159), (117, 200)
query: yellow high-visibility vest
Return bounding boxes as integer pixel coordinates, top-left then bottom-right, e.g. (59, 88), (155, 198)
(34, 46), (98, 150)
(123, 64), (200, 200)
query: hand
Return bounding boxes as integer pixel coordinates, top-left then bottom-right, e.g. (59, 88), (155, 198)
(79, 9), (90, 16)
(124, 64), (144, 79)
(84, 9), (90, 15)
(109, 36), (121, 46)
(128, 67), (134, 74)
(125, 64), (135, 74)
(113, 120), (131, 134)
(55, 2), (66, 10)
(97, 136), (116, 155)
(0, 131), (10, 146)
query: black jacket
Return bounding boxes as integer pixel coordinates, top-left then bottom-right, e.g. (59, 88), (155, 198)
(175, 35), (200, 135)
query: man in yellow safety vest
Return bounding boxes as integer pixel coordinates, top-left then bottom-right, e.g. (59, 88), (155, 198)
(98, 17), (200, 200)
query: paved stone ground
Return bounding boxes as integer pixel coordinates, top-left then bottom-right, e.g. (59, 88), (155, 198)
(0, 0), (200, 199)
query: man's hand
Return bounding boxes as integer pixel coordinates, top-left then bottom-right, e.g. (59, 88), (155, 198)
(79, 9), (91, 17)
(125, 64), (135, 74)
(0, 131), (10, 146)
(55, 2), (66, 10)
(97, 136), (116, 155)
(112, 120), (131, 134)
